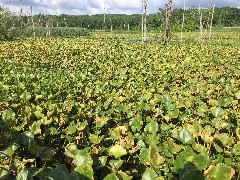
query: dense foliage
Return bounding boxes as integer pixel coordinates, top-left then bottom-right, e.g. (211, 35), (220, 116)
(29, 7), (240, 31)
(18, 27), (89, 38)
(0, 8), (22, 40)
(0, 8), (89, 40)
(0, 32), (240, 179)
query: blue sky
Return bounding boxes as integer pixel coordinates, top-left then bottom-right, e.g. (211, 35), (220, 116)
(1, 0), (240, 15)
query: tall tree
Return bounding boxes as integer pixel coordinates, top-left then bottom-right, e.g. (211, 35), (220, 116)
(142, 0), (147, 42)
(163, 0), (172, 44)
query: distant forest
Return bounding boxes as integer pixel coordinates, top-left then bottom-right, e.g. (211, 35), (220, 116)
(27, 7), (240, 31)
(1, 6), (240, 33)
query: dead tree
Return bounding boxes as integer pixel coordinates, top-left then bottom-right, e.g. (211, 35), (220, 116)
(142, 0), (147, 42)
(163, 0), (172, 44)
(103, 0), (106, 31)
(199, 5), (203, 43)
(180, 0), (185, 42)
(30, 6), (35, 38)
(209, 4), (215, 40)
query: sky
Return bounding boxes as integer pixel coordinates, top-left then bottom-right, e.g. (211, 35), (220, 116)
(1, 0), (240, 15)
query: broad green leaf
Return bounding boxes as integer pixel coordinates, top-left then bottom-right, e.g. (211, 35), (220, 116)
(3, 147), (15, 157)
(131, 116), (142, 132)
(168, 109), (179, 118)
(89, 134), (103, 144)
(192, 143), (208, 154)
(109, 145), (127, 159)
(2, 109), (16, 127)
(35, 111), (44, 119)
(46, 164), (69, 180)
(181, 170), (204, 180)
(178, 163), (204, 180)
(0, 166), (9, 178)
(178, 128), (194, 144)
(233, 143), (240, 155)
(118, 171), (132, 180)
(69, 165), (93, 180)
(73, 150), (92, 166)
(20, 92), (31, 101)
(109, 159), (124, 169)
(172, 147), (196, 173)
(144, 121), (159, 134)
(150, 148), (165, 167)
(218, 133), (233, 147)
(139, 148), (150, 165)
(142, 168), (158, 180)
(216, 97), (233, 107)
(16, 169), (28, 180)
(193, 154), (209, 170)
(206, 164), (235, 180)
(212, 107), (224, 118)
(65, 121), (77, 135)
(235, 92), (240, 99)
(104, 173), (119, 180)
(99, 156), (108, 166)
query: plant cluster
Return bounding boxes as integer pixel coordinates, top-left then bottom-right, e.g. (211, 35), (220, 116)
(0, 35), (240, 179)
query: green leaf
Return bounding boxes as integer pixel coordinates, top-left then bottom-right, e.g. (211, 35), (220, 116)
(139, 148), (150, 165)
(20, 91), (31, 101)
(193, 154), (209, 170)
(181, 169), (204, 180)
(212, 107), (224, 118)
(218, 133), (233, 147)
(65, 121), (77, 135)
(3, 147), (15, 157)
(0, 166), (9, 178)
(2, 109), (16, 127)
(233, 143), (240, 155)
(73, 150), (92, 166)
(35, 111), (44, 119)
(109, 159), (124, 169)
(168, 109), (179, 118)
(235, 92), (240, 99)
(206, 163), (235, 180)
(118, 171), (132, 180)
(150, 148), (165, 167)
(144, 92), (152, 101)
(99, 156), (108, 166)
(131, 116), (142, 132)
(109, 145), (127, 159)
(16, 169), (28, 180)
(216, 97), (233, 107)
(46, 164), (69, 180)
(69, 165), (93, 180)
(104, 173), (119, 180)
(172, 147), (196, 173)
(142, 168), (158, 180)
(178, 128), (194, 144)
(144, 121), (159, 134)
(89, 134), (103, 144)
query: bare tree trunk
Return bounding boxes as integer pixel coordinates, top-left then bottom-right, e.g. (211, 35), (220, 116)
(199, 6), (203, 43)
(180, 0), (185, 42)
(110, 17), (113, 32)
(20, 0), (23, 28)
(209, 4), (215, 40)
(163, 0), (172, 44)
(30, 6), (35, 38)
(142, 0), (147, 42)
(103, 0), (106, 31)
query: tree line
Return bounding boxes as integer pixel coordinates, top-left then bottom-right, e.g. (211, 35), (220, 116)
(0, 6), (239, 40)
(31, 6), (239, 31)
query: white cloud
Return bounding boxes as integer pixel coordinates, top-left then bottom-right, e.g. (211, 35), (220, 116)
(1, 0), (240, 15)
